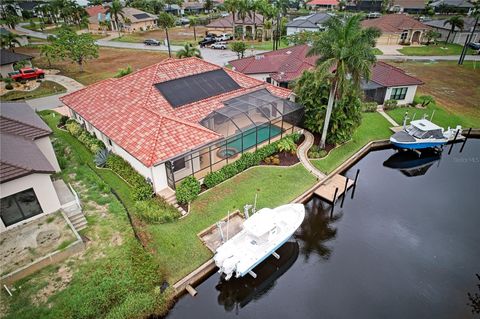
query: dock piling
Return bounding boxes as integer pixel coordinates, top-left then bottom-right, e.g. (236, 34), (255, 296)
(330, 187), (338, 217)
(448, 130), (460, 155)
(351, 169), (360, 199)
(459, 128), (471, 153)
(186, 284), (197, 297)
(340, 176), (349, 208)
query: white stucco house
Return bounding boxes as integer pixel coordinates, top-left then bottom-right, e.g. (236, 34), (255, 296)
(0, 102), (61, 232)
(286, 13), (333, 36)
(60, 58), (304, 194)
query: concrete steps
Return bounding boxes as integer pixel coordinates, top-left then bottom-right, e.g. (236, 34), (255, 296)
(63, 203), (87, 231)
(159, 188), (187, 216)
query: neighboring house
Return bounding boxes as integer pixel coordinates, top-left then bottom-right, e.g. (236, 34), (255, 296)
(0, 102), (61, 232)
(389, 0), (425, 13)
(286, 13), (333, 35)
(362, 61), (424, 105)
(346, 0), (383, 12)
(0, 49), (33, 78)
(60, 58), (304, 192)
(206, 13), (264, 38)
(183, 2), (205, 14)
(429, 0), (474, 13)
(361, 14), (430, 45)
(230, 45), (423, 105)
(306, 0), (339, 10)
(87, 5), (158, 33)
(424, 17), (480, 44)
(164, 4), (183, 15)
(229, 44), (317, 87)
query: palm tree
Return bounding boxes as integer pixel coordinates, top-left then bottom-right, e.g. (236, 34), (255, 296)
(444, 15), (464, 44)
(109, 0), (126, 36)
(158, 12), (176, 58)
(176, 44), (202, 58)
(224, 0), (239, 39)
(307, 15), (380, 149)
(189, 17), (198, 41)
(0, 32), (22, 52)
(237, 0), (252, 40)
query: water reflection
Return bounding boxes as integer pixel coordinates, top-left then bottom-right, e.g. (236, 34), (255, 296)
(215, 241), (299, 313)
(296, 197), (341, 262)
(383, 149), (441, 177)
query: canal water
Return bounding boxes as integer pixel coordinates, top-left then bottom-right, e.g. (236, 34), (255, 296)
(166, 140), (480, 319)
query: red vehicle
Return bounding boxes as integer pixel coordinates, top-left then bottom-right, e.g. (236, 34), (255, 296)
(9, 67), (45, 81)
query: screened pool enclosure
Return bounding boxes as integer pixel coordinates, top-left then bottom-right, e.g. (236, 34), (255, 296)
(164, 89), (304, 188)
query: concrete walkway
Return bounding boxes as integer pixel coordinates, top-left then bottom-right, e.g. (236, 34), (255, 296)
(376, 44), (403, 55)
(297, 130), (326, 180)
(26, 74), (84, 111)
(376, 106), (399, 126)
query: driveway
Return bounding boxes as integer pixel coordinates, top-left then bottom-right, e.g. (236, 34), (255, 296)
(26, 75), (84, 111)
(376, 44), (404, 55)
(200, 47), (268, 66)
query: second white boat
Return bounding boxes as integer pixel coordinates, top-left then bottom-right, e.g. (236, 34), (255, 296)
(214, 203), (305, 280)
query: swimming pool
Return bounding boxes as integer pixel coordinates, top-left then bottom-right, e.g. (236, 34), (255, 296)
(225, 124), (282, 154)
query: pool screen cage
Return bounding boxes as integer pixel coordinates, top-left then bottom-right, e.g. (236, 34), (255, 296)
(165, 89), (304, 188)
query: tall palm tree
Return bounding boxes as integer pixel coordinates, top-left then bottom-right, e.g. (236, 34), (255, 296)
(189, 16), (198, 41)
(0, 32), (22, 52)
(224, 0), (239, 39)
(109, 0), (126, 36)
(444, 15), (464, 44)
(237, 0), (252, 40)
(158, 12), (176, 58)
(307, 15), (380, 149)
(176, 44), (202, 58)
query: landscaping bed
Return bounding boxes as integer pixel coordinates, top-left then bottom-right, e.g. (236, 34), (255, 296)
(0, 80), (66, 101)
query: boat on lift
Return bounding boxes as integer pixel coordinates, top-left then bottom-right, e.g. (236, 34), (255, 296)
(390, 113), (461, 150)
(214, 204), (305, 281)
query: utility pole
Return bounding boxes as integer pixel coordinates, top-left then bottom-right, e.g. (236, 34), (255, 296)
(458, 9), (479, 65)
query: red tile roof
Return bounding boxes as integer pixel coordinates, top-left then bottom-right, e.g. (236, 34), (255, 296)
(85, 5), (107, 18)
(361, 14), (430, 33)
(371, 61), (424, 87)
(308, 0), (339, 5)
(229, 45), (317, 83)
(61, 58), (292, 167)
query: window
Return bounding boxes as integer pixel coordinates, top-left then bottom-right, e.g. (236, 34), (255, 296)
(266, 77), (272, 83)
(0, 189), (43, 227)
(108, 139), (112, 146)
(390, 87), (408, 100)
(400, 32), (408, 41)
(172, 157), (186, 172)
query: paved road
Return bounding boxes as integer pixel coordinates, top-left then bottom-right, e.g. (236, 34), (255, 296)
(26, 74), (84, 111)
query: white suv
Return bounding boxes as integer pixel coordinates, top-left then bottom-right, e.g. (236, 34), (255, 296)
(215, 33), (233, 42)
(211, 42), (228, 50)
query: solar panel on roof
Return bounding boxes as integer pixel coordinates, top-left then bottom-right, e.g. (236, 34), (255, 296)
(155, 69), (241, 108)
(133, 13), (150, 19)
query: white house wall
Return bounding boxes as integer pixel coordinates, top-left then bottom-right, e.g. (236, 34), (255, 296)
(0, 174), (61, 232)
(35, 136), (60, 172)
(247, 73), (271, 82)
(385, 85), (417, 105)
(286, 26), (318, 36)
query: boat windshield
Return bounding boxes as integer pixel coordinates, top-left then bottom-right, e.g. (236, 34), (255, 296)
(407, 126), (428, 138)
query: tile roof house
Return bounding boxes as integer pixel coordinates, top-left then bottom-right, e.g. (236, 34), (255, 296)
(61, 58), (304, 192)
(0, 49), (33, 77)
(0, 102), (62, 232)
(424, 17), (480, 45)
(87, 6), (158, 33)
(230, 45), (423, 105)
(286, 13), (333, 35)
(206, 13), (264, 38)
(429, 0), (474, 13)
(389, 0), (426, 13)
(307, 0), (339, 10)
(361, 13), (430, 45)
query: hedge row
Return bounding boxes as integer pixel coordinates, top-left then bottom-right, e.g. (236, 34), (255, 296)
(203, 133), (300, 189)
(105, 154), (153, 201)
(66, 121), (106, 154)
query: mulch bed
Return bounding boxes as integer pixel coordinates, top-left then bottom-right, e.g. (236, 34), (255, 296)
(260, 151), (299, 166)
(312, 133), (336, 153)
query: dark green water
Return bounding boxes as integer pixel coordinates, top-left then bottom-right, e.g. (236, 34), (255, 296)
(166, 139), (480, 319)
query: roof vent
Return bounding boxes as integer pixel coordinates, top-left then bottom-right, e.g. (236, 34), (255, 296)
(286, 51), (292, 55)
(255, 55), (264, 60)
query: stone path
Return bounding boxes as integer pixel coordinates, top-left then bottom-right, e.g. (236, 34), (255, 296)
(297, 130), (326, 180)
(376, 106), (400, 126)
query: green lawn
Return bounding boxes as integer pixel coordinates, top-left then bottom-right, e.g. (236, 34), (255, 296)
(1, 81), (66, 101)
(398, 42), (475, 56)
(311, 112), (392, 174)
(386, 103), (480, 129)
(147, 164), (317, 283)
(372, 47), (383, 55)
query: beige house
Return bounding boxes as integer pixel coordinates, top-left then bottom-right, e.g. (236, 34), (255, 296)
(86, 6), (158, 33)
(0, 102), (61, 232)
(361, 14), (430, 45)
(206, 13), (264, 39)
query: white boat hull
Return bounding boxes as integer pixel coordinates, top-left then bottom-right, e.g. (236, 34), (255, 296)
(214, 203), (305, 280)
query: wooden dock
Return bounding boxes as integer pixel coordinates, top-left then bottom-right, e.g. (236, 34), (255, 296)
(313, 174), (354, 203)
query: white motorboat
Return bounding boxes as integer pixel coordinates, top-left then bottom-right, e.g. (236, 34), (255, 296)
(214, 203), (305, 281)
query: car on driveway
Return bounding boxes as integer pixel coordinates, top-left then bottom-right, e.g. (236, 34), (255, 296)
(144, 39), (160, 46)
(215, 33), (233, 41)
(468, 42), (480, 51)
(9, 67), (45, 81)
(211, 42), (228, 50)
(199, 36), (216, 47)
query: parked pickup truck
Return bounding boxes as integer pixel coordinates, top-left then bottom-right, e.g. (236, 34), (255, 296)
(9, 67), (45, 81)
(198, 36), (217, 48)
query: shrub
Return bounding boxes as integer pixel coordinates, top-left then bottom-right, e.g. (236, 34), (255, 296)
(362, 102), (378, 113)
(384, 99), (398, 110)
(106, 154), (153, 193)
(5, 83), (13, 90)
(134, 197), (180, 224)
(66, 121), (82, 137)
(94, 148), (110, 167)
(290, 131), (302, 143)
(175, 176), (201, 206)
(203, 170), (225, 188)
(308, 145), (328, 158)
(132, 185), (154, 201)
(115, 65), (132, 78)
(58, 115), (69, 127)
(277, 137), (297, 154)
(418, 95), (435, 107)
